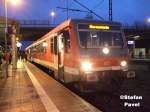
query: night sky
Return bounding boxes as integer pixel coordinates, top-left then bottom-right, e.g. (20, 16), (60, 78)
(0, 0), (150, 25)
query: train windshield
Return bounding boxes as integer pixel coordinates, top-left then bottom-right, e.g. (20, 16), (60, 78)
(78, 30), (123, 48)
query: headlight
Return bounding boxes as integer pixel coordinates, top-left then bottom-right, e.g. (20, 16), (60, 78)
(102, 47), (110, 54)
(81, 61), (92, 72)
(120, 61), (127, 67)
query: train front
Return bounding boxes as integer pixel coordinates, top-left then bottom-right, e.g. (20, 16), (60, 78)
(75, 21), (129, 91)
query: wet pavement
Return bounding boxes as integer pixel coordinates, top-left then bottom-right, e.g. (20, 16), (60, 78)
(0, 61), (46, 112)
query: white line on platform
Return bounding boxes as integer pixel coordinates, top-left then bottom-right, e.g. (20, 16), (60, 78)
(24, 64), (60, 112)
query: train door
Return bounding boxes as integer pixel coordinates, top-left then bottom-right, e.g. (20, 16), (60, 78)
(58, 34), (65, 82)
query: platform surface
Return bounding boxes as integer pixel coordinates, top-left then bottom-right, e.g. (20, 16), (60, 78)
(25, 62), (101, 112)
(0, 61), (46, 112)
(0, 60), (102, 112)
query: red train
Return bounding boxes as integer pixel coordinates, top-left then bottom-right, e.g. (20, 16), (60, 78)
(26, 19), (130, 92)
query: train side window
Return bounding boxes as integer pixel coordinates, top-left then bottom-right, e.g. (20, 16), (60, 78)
(42, 41), (48, 53)
(62, 30), (70, 53)
(35, 44), (39, 52)
(37, 44), (40, 52)
(54, 36), (58, 55)
(33, 46), (38, 52)
(50, 38), (54, 53)
(39, 43), (44, 52)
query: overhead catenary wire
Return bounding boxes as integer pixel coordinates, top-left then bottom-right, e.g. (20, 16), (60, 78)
(92, 0), (105, 10)
(73, 0), (104, 20)
(57, 7), (90, 13)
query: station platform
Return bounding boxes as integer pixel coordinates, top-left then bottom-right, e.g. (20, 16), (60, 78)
(0, 60), (101, 112)
(0, 61), (46, 112)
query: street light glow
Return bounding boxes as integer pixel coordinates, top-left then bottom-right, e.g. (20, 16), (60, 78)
(8, 0), (22, 6)
(147, 18), (150, 23)
(50, 11), (55, 17)
(16, 42), (22, 47)
(16, 37), (19, 41)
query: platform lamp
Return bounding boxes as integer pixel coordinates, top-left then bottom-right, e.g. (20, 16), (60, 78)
(4, 0), (8, 52)
(147, 18), (150, 24)
(16, 41), (22, 60)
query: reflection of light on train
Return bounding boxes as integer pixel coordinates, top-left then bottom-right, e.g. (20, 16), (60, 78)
(25, 19), (129, 92)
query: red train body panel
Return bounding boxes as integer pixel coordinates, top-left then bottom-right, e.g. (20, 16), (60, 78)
(26, 19), (129, 91)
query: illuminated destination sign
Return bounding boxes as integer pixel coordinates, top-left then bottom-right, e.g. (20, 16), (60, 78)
(78, 23), (120, 30)
(89, 25), (110, 30)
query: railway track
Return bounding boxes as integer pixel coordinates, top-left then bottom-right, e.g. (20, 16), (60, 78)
(33, 62), (150, 112)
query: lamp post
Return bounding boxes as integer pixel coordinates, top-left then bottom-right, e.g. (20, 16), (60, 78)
(4, 0), (8, 52)
(4, 0), (22, 69)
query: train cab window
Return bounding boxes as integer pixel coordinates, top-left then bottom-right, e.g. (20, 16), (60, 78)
(112, 33), (123, 47)
(79, 31), (88, 48)
(62, 30), (70, 53)
(79, 31), (123, 48)
(100, 32), (112, 46)
(79, 31), (100, 48)
(50, 38), (54, 53)
(54, 36), (58, 55)
(90, 31), (99, 47)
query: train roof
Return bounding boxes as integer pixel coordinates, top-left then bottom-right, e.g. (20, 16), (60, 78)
(26, 19), (122, 50)
(39, 19), (122, 40)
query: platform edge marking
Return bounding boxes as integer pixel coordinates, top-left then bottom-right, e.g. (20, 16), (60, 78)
(24, 64), (60, 112)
